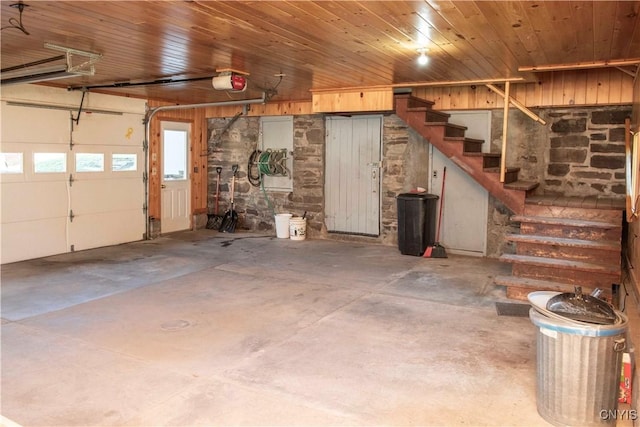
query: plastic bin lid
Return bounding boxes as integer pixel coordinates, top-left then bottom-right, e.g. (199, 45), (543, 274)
(397, 192), (439, 200)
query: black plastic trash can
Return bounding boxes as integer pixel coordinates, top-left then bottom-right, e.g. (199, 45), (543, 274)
(397, 192), (439, 256)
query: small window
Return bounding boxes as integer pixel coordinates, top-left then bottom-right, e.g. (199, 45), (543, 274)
(75, 153), (104, 172)
(112, 153), (137, 171)
(0, 153), (23, 174)
(163, 129), (187, 180)
(34, 153), (66, 173)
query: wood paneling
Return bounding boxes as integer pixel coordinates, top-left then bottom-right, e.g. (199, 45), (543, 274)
(312, 89), (393, 113)
(204, 101), (313, 117)
(413, 69), (634, 110)
(147, 101), (208, 220)
(1, 1), (638, 105)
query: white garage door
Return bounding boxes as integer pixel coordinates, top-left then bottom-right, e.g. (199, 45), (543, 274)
(1, 100), (145, 264)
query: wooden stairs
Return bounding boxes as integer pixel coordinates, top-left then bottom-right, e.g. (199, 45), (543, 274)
(394, 94), (624, 301)
(496, 197), (624, 301)
(394, 94), (538, 215)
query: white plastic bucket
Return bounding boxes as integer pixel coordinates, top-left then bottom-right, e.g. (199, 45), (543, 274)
(274, 213), (292, 238)
(289, 217), (307, 241)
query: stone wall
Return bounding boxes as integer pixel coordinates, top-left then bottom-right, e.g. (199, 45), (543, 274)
(486, 196), (519, 258)
(207, 115), (325, 237)
(207, 113), (428, 245)
(543, 106), (630, 197)
(490, 105), (630, 197)
(381, 115), (431, 246)
(491, 109), (547, 183)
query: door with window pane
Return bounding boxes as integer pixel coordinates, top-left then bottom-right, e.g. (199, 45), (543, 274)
(161, 122), (191, 233)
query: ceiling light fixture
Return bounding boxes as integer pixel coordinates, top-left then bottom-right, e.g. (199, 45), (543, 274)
(417, 48), (429, 66)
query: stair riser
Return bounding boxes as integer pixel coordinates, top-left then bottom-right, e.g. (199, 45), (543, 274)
(483, 156), (500, 168)
(524, 205), (623, 223)
(444, 125), (466, 138)
(515, 242), (620, 265)
(405, 98), (435, 109)
(463, 140), (482, 153)
(512, 264), (620, 288)
(520, 223), (621, 241)
(425, 110), (450, 122)
(504, 170), (518, 184)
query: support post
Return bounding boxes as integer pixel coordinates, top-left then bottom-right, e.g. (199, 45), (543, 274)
(500, 81), (510, 183)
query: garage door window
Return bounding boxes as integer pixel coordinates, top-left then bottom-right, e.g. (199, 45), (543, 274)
(34, 153), (66, 173)
(112, 153), (137, 171)
(76, 153), (104, 172)
(0, 153), (23, 174)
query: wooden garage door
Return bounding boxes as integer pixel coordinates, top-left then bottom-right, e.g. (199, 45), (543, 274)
(1, 102), (145, 264)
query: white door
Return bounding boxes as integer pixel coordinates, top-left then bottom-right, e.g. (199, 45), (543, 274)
(325, 115), (381, 236)
(430, 111), (490, 256)
(161, 121), (190, 233)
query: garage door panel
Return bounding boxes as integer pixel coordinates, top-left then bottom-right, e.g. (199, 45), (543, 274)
(72, 113), (144, 147)
(1, 104), (69, 144)
(71, 179), (143, 214)
(1, 218), (68, 264)
(69, 210), (144, 251)
(1, 181), (69, 222)
(1, 94), (146, 264)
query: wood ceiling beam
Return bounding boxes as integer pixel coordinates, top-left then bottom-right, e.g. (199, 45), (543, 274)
(519, 59), (640, 73)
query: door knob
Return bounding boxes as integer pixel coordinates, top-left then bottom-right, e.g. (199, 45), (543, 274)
(161, 184), (166, 189)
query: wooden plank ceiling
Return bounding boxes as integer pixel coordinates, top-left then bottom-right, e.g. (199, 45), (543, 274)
(1, 0), (639, 104)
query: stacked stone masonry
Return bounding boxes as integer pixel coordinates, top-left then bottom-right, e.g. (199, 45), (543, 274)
(544, 107), (630, 197)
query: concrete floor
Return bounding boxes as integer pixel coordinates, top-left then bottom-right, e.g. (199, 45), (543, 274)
(1, 230), (547, 426)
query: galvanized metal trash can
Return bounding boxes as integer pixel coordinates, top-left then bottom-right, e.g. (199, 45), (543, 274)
(529, 308), (628, 427)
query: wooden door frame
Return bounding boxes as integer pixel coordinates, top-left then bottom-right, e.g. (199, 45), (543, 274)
(149, 117), (194, 232)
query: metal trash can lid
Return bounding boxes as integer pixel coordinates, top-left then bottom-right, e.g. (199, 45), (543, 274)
(546, 286), (617, 325)
(529, 307), (628, 337)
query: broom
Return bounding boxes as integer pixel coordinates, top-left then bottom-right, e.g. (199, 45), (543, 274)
(424, 166), (448, 258)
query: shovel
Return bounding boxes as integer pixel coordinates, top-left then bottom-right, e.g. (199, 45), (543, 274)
(206, 166), (224, 229)
(219, 164), (239, 233)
